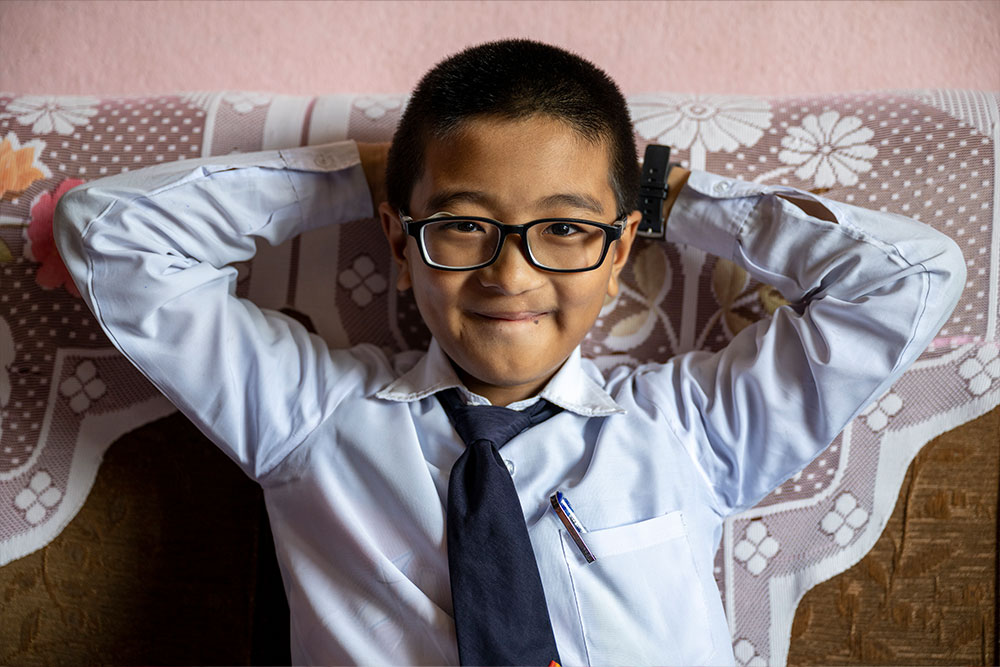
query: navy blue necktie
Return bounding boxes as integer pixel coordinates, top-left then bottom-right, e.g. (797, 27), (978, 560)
(437, 388), (563, 666)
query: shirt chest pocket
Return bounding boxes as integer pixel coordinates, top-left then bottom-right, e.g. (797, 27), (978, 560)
(559, 510), (715, 666)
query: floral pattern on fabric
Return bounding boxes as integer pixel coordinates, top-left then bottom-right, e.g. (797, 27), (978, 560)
(223, 92), (270, 114)
(13, 471), (63, 525)
(354, 96), (405, 121)
(0, 132), (51, 200)
(819, 492), (870, 546)
(27, 179), (86, 297)
(733, 520), (780, 575)
(59, 360), (107, 413)
(777, 111), (877, 187)
(338, 255), (387, 307)
(860, 391), (904, 431)
(2, 96), (99, 136)
(629, 94), (773, 167)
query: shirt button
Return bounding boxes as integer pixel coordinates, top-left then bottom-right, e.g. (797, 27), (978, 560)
(314, 153), (334, 168)
(504, 459), (516, 476)
(713, 180), (731, 194)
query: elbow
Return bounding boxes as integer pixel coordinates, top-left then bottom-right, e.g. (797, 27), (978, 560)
(933, 233), (967, 313)
(913, 231), (967, 347)
(53, 184), (90, 250)
(53, 184), (105, 300)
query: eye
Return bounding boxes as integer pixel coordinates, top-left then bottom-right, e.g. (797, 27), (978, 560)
(440, 219), (487, 234)
(542, 222), (584, 237)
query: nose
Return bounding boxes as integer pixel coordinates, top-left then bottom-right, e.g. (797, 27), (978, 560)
(477, 234), (543, 294)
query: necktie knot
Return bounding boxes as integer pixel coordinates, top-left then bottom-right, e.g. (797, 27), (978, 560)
(437, 388), (561, 449)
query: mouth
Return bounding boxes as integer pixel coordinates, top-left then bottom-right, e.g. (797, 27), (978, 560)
(471, 310), (550, 323)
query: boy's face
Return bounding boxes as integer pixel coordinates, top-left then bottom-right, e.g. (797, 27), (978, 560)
(380, 115), (639, 405)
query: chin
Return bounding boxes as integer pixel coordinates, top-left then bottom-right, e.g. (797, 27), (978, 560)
(465, 354), (559, 389)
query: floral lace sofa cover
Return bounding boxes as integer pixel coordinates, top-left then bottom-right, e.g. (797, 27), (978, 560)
(0, 90), (997, 665)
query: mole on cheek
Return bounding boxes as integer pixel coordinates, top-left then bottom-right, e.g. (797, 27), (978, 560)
(533, 319), (540, 325)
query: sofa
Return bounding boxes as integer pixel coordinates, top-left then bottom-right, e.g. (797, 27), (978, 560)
(0, 89), (997, 664)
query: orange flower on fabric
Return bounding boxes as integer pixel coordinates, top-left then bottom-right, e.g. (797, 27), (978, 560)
(27, 178), (85, 297)
(0, 132), (51, 199)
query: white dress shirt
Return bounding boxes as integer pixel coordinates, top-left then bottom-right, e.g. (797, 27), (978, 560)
(55, 141), (964, 666)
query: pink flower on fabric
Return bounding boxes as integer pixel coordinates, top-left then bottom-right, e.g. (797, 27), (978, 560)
(27, 178), (84, 297)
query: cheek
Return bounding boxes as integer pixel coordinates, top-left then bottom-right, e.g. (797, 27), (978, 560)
(555, 273), (614, 326)
(410, 270), (463, 328)
(411, 278), (442, 321)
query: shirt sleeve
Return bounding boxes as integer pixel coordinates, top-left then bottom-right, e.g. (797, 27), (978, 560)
(639, 169), (967, 515)
(54, 142), (379, 480)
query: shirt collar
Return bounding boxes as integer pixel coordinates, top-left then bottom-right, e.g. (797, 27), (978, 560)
(374, 338), (625, 417)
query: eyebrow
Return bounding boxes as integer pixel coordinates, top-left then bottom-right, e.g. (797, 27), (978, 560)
(537, 192), (606, 216)
(425, 190), (490, 213)
(425, 190), (606, 217)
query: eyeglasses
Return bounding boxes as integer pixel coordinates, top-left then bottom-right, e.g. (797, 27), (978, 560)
(398, 211), (627, 273)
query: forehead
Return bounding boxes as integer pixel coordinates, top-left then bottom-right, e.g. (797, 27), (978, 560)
(411, 115), (615, 217)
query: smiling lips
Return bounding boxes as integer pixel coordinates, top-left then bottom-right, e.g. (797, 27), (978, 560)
(472, 310), (549, 322)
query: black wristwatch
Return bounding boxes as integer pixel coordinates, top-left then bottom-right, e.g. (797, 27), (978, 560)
(637, 144), (676, 239)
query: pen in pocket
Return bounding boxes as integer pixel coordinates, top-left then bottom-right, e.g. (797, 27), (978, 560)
(549, 491), (596, 563)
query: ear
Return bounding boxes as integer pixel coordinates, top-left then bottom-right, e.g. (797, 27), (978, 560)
(605, 209), (641, 298)
(379, 202), (413, 291)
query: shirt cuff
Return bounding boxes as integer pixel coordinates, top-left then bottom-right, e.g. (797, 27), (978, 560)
(664, 170), (763, 261)
(279, 142), (374, 230)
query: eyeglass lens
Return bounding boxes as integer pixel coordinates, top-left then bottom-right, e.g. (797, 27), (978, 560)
(421, 219), (609, 270)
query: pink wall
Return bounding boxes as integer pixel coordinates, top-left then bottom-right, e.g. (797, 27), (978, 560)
(2, 0), (998, 96)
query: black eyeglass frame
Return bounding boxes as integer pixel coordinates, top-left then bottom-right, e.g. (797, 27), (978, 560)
(397, 211), (628, 273)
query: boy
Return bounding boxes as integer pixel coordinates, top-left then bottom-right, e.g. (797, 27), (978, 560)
(55, 40), (964, 665)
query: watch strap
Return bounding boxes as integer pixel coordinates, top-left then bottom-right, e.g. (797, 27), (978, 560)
(637, 144), (673, 238)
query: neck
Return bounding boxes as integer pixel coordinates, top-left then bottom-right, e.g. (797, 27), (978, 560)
(453, 367), (554, 407)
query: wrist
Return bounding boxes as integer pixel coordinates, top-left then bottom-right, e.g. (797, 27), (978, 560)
(356, 141), (389, 213)
(662, 166), (691, 223)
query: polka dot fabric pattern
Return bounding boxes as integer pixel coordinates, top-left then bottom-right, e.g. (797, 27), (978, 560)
(0, 90), (996, 666)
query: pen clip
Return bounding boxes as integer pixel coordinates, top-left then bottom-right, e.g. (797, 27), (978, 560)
(549, 492), (596, 564)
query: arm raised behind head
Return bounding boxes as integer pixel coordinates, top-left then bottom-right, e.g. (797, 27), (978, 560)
(53, 142), (382, 481)
(642, 170), (966, 514)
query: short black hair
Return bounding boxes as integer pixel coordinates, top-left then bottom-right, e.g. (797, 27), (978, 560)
(385, 39), (640, 217)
